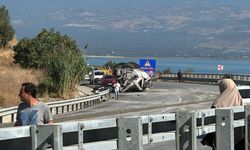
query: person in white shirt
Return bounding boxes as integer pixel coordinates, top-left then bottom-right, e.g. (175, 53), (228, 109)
(113, 81), (121, 100)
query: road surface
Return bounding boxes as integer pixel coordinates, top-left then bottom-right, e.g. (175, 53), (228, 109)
(55, 80), (218, 122)
(58, 80), (219, 150)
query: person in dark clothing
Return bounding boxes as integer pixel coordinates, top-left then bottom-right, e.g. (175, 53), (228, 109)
(177, 70), (182, 82)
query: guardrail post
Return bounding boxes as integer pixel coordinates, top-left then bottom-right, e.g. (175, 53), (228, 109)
(62, 106), (64, 113)
(30, 124), (63, 150)
(52, 124), (63, 150)
(245, 105), (250, 149)
(56, 107), (59, 114)
(78, 122), (84, 150)
(30, 126), (37, 150)
(216, 108), (234, 150)
(117, 117), (143, 150)
(148, 116), (153, 144)
(11, 113), (15, 122)
(176, 111), (197, 150)
(67, 105), (69, 112)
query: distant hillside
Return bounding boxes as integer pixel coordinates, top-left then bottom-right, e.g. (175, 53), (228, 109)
(0, 39), (42, 107)
(4, 0), (250, 59)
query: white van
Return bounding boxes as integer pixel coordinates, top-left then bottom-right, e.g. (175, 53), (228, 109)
(90, 70), (104, 84)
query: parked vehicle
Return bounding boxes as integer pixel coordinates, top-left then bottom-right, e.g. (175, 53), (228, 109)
(80, 73), (91, 85)
(101, 75), (116, 87)
(84, 74), (90, 81)
(90, 70), (105, 84)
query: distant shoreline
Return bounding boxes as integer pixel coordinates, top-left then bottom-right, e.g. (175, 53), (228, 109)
(86, 55), (250, 61)
(86, 55), (250, 74)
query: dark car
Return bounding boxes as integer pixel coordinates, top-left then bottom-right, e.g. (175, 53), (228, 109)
(101, 75), (116, 87)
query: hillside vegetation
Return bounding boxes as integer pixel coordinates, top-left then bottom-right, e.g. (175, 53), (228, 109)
(0, 6), (88, 107)
(0, 39), (43, 107)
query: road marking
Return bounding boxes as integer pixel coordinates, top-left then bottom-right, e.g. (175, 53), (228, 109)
(175, 95), (182, 104)
(161, 95), (182, 113)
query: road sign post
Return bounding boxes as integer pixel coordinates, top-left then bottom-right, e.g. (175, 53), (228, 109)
(218, 64), (224, 74)
(139, 59), (156, 78)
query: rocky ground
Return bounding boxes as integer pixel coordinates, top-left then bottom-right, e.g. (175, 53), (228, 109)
(76, 85), (94, 97)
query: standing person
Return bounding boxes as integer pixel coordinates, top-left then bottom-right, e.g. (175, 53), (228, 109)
(113, 81), (121, 100)
(15, 82), (53, 126)
(201, 78), (244, 150)
(177, 69), (182, 82)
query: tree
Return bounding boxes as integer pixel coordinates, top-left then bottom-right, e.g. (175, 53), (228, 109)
(0, 5), (15, 48)
(114, 62), (140, 69)
(14, 28), (88, 98)
(162, 67), (172, 74)
(103, 61), (116, 70)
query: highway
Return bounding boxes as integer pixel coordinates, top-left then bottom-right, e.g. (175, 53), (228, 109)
(54, 80), (219, 150)
(55, 80), (219, 122)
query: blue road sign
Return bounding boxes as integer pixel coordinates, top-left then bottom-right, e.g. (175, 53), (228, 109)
(139, 59), (156, 78)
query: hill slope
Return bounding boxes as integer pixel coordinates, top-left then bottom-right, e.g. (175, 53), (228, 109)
(0, 40), (42, 107)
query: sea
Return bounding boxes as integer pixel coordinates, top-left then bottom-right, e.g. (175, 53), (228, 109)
(87, 56), (250, 75)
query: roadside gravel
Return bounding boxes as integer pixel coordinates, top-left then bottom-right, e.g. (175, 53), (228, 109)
(75, 85), (94, 97)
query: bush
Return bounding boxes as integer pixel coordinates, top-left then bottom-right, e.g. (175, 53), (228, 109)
(103, 61), (116, 70)
(162, 67), (172, 74)
(14, 28), (88, 98)
(184, 68), (194, 73)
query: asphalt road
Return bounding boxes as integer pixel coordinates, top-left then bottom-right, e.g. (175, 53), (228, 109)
(55, 80), (219, 150)
(55, 80), (219, 121)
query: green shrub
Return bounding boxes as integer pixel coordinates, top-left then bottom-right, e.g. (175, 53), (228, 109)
(162, 67), (172, 74)
(184, 68), (194, 73)
(14, 28), (88, 98)
(104, 61), (116, 70)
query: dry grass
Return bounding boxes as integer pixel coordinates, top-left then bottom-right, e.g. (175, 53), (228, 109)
(0, 39), (43, 107)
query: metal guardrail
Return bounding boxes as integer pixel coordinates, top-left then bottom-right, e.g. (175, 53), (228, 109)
(0, 89), (110, 124)
(159, 73), (250, 85)
(1, 73), (248, 124)
(0, 105), (249, 150)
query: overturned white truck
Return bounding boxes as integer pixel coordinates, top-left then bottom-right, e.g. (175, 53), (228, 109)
(115, 68), (152, 92)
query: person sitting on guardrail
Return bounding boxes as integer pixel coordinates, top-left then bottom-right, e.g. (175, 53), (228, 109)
(212, 78), (243, 108)
(201, 78), (244, 150)
(14, 82), (53, 126)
